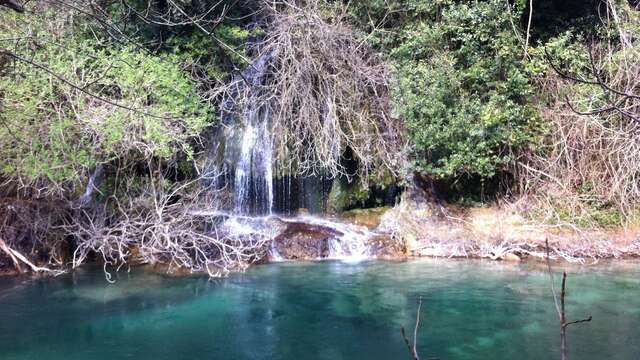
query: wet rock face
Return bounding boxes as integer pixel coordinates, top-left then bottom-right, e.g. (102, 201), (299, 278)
(273, 221), (343, 259)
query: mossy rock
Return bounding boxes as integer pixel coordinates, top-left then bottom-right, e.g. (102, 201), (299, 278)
(326, 178), (370, 213)
(340, 207), (390, 229)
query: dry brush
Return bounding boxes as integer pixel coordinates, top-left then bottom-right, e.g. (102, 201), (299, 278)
(519, 1), (640, 226)
(219, 0), (406, 182)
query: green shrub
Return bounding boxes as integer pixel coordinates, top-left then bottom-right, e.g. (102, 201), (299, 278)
(390, 0), (542, 179)
(0, 10), (212, 192)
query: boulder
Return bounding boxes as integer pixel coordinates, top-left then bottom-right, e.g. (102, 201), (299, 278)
(501, 253), (521, 262)
(272, 221), (343, 259)
(366, 233), (406, 258)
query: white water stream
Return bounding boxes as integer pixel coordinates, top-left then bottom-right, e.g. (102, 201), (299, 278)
(211, 51), (373, 261)
(213, 213), (375, 262)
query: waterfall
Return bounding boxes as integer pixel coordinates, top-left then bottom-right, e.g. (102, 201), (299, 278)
(299, 216), (372, 261)
(221, 52), (275, 215)
(206, 49), (375, 261)
(232, 113), (274, 215)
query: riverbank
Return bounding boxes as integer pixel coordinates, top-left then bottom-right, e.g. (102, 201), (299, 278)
(2, 199), (640, 278)
(376, 198), (640, 263)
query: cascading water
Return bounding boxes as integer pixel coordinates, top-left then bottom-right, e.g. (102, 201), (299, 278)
(207, 43), (376, 261)
(231, 111), (274, 215)
(222, 52), (275, 216)
(298, 216), (372, 261)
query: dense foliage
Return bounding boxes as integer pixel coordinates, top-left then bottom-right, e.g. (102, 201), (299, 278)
(0, 0), (639, 275)
(349, 0), (640, 223)
(350, 0), (547, 182)
(389, 0), (541, 179)
(2, 0), (634, 202)
(0, 8), (212, 193)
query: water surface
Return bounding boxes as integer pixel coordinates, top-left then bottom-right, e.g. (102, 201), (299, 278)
(0, 259), (638, 360)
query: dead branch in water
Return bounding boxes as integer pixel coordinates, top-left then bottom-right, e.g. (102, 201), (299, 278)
(64, 167), (272, 279)
(401, 296), (440, 360)
(0, 237), (62, 274)
(545, 240), (592, 360)
(401, 297), (422, 360)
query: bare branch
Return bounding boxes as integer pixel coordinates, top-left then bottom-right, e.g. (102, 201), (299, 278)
(219, 0), (406, 183)
(545, 240), (592, 360)
(400, 296), (440, 360)
(0, 237), (62, 274)
(401, 297), (422, 360)
(544, 41), (640, 124)
(564, 316), (593, 328)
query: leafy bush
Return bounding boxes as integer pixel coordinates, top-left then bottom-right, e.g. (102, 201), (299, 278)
(389, 0), (542, 179)
(0, 10), (212, 193)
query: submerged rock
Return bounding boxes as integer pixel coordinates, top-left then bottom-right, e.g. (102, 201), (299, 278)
(501, 253), (521, 262)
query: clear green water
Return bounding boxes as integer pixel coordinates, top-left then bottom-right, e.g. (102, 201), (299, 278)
(0, 259), (638, 360)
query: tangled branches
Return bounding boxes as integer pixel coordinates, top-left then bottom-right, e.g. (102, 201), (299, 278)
(0, 194), (69, 273)
(65, 175), (271, 279)
(520, 3), (640, 225)
(222, 0), (405, 182)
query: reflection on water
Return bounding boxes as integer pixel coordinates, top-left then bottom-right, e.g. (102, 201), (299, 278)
(0, 259), (639, 360)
